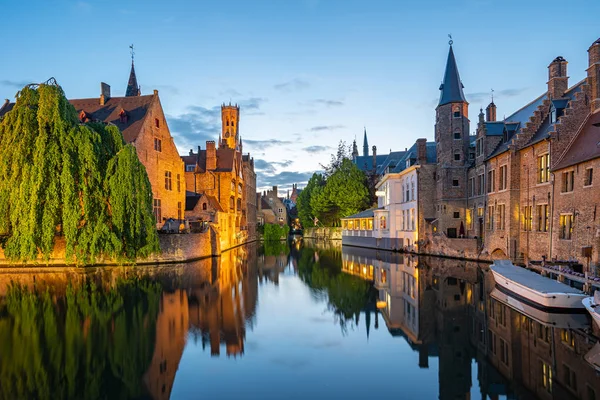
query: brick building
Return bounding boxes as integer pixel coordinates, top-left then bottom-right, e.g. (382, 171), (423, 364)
(258, 186), (287, 226)
(182, 103), (257, 248)
(0, 60), (186, 228)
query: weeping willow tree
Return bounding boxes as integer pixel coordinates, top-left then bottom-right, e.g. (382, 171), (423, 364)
(0, 79), (159, 263)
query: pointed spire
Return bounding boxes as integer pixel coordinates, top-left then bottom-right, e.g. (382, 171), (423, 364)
(363, 127), (369, 157)
(352, 139), (359, 158)
(438, 44), (466, 107)
(125, 44), (141, 97)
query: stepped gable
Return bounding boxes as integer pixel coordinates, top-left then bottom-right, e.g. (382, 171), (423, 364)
(70, 95), (154, 143)
(552, 108), (600, 170)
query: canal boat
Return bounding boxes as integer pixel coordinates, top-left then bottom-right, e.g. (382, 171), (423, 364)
(582, 291), (600, 329)
(490, 288), (589, 329)
(490, 259), (587, 311)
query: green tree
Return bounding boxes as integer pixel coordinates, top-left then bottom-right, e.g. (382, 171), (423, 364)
(296, 172), (324, 228)
(320, 140), (351, 177)
(0, 80), (159, 263)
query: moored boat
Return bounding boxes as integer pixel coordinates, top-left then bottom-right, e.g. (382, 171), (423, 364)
(490, 259), (587, 311)
(582, 291), (600, 329)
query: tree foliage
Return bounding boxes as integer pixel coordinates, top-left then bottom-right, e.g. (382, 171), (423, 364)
(262, 223), (289, 241)
(320, 140), (351, 178)
(0, 81), (159, 263)
(298, 156), (370, 227)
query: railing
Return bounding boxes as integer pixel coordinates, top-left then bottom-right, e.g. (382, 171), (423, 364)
(342, 229), (373, 237)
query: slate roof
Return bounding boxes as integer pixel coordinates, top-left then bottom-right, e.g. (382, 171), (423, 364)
(552, 110), (600, 171)
(438, 46), (467, 106)
(376, 151), (406, 175)
(354, 154), (388, 172)
(341, 208), (376, 220)
(125, 62), (141, 97)
(484, 121), (505, 136)
(181, 147), (237, 173)
(390, 142), (436, 173)
(185, 192), (223, 212)
(70, 95), (155, 143)
(0, 100), (14, 119)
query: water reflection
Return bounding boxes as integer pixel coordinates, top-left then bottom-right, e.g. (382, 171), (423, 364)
(0, 240), (599, 399)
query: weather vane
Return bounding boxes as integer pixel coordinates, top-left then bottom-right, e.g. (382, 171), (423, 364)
(448, 34), (453, 46)
(491, 88), (495, 103)
(129, 44), (135, 63)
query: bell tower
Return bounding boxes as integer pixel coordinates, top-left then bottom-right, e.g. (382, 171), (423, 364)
(221, 103), (240, 149)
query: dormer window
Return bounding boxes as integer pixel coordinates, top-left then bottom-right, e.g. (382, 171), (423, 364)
(119, 109), (128, 124)
(550, 108), (557, 124)
(503, 129), (508, 143)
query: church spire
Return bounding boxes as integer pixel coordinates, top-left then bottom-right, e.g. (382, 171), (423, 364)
(362, 127), (369, 157)
(352, 139), (359, 159)
(438, 42), (466, 107)
(125, 44), (141, 97)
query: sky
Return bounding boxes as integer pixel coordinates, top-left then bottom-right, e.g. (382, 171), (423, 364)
(1, 0), (599, 192)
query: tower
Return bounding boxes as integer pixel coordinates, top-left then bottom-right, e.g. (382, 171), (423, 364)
(125, 44), (141, 97)
(352, 139), (359, 159)
(363, 127), (369, 157)
(221, 103), (240, 150)
(435, 42), (470, 237)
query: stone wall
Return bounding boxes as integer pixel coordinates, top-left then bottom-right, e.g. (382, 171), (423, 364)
(304, 227), (342, 240)
(422, 234), (481, 260)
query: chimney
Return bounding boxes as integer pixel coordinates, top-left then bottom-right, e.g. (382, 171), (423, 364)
(153, 89), (158, 96)
(588, 38), (600, 112)
(206, 141), (217, 170)
(100, 82), (110, 105)
(272, 186), (278, 198)
(485, 102), (497, 122)
(257, 192), (262, 211)
(189, 149), (193, 156)
(547, 56), (568, 99)
(416, 138), (427, 164)
(372, 145), (377, 174)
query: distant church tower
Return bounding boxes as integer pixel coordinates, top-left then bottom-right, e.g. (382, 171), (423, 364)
(125, 44), (141, 97)
(435, 41), (470, 236)
(221, 103), (240, 150)
(363, 127), (369, 157)
(352, 139), (359, 160)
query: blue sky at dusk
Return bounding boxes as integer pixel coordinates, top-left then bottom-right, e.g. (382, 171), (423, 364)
(1, 0), (599, 191)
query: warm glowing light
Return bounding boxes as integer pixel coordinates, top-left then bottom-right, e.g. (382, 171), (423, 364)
(362, 266), (367, 274)
(376, 301), (387, 309)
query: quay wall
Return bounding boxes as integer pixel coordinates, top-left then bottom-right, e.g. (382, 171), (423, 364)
(304, 227), (342, 240)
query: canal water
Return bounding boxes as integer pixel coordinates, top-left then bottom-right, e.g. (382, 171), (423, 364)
(0, 238), (599, 400)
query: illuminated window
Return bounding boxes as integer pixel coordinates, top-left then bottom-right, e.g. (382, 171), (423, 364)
(559, 214), (574, 240)
(523, 205), (532, 231)
(537, 204), (549, 232)
(560, 329), (575, 348)
(537, 154), (550, 183)
(367, 219), (373, 230)
(466, 209), (473, 230)
(380, 216), (387, 230)
(497, 204), (505, 230)
(542, 361), (553, 393)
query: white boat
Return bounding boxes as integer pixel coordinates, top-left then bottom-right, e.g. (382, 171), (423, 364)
(491, 289), (589, 329)
(582, 291), (600, 329)
(490, 260), (587, 311)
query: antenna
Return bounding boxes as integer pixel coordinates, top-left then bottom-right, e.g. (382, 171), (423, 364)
(129, 44), (135, 64)
(448, 34), (453, 46)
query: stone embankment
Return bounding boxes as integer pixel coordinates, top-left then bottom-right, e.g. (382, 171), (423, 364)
(304, 227), (342, 240)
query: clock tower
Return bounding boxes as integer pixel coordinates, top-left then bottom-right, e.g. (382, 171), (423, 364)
(221, 103), (240, 150)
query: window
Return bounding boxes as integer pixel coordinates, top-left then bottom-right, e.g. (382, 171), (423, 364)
(238, 183), (243, 194)
(202, 203), (207, 210)
(499, 338), (509, 366)
(559, 214), (574, 240)
(454, 131), (461, 139)
(541, 361), (553, 393)
(585, 168), (594, 186)
(488, 330), (496, 354)
(405, 186), (410, 202)
(469, 177), (475, 197)
(380, 215), (387, 229)
(231, 121), (235, 127)
(155, 118), (160, 128)
(186, 164), (195, 172)
(497, 204), (505, 230)
(452, 179), (459, 187)
(164, 171), (172, 190)
(176, 174), (181, 192)
(177, 202), (182, 220)
(478, 174), (484, 195)
(563, 364), (577, 392)
(537, 153), (550, 183)
(411, 182), (415, 200)
(487, 206), (494, 230)
(478, 207), (484, 217)
(153, 199), (162, 222)
(561, 170), (574, 192)
(278, 208), (283, 214)
(229, 197), (234, 210)
(467, 209), (473, 230)
(476, 138), (482, 156)
(119, 109), (128, 123)
(560, 329), (575, 348)
(487, 170), (495, 193)
(499, 165), (507, 190)
(411, 209), (415, 231)
(226, 120), (229, 126)
(454, 151), (461, 161)
(237, 198), (241, 211)
(523, 206), (532, 231)
(537, 204), (549, 232)
(154, 137), (162, 152)
(453, 111), (460, 118)
(231, 180), (236, 191)
(453, 211), (460, 219)
(551, 108), (557, 124)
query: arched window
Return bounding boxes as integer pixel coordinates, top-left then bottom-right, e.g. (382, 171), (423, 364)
(226, 120), (229, 126)
(231, 121), (235, 127)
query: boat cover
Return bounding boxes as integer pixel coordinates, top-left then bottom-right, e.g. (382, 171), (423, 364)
(492, 260), (584, 295)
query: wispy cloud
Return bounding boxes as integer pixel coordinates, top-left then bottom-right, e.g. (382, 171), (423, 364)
(303, 145), (331, 153)
(148, 84), (180, 96)
(309, 125), (345, 132)
(0, 80), (31, 89)
(274, 78), (310, 92)
(308, 99), (344, 107)
(220, 88), (242, 98)
(466, 88), (528, 104)
(243, 139), (293, 148)
(239, 97), (267, 115)
(258, 171), (315, 191)
(167, 105), (221, 152)
(254, 159), (294, 174)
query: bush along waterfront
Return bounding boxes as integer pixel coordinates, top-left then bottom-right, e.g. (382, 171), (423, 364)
(262, 223), (290, 241)
(0, 80), (159, 264)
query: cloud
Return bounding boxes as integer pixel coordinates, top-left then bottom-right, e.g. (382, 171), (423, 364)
(0, 80), (31, 89)
(309, 125), (345, 132)
(220, 88), (242, 98)
(254, 159), (294, 174)
(303, 145), (331, 153)
(466, 88), (528, 104)
(167, 105), (221, 151)
(149, 84), (180, 96)
(258, 171), (315, 191)
(308, 99), (344, 107)
(274, 78), (310, 92)
(243, 139), (293, 148)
